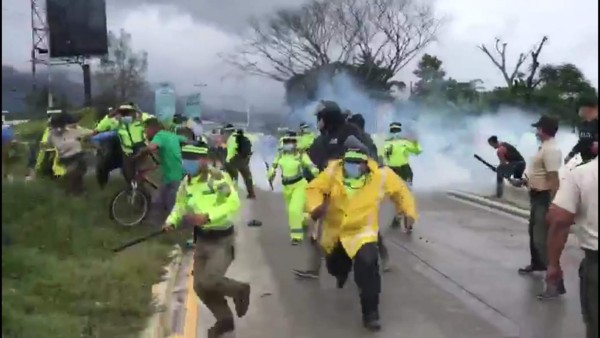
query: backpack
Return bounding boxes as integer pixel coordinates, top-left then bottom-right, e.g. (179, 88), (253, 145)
(236, 134), (252, 157)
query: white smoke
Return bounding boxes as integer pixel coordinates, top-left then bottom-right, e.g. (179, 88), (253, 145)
(247, 71), (580, 194)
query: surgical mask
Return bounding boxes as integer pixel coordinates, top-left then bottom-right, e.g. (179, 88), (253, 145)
(282, 144), (294, 152)
(182, 159), (200, 176)
(389, 132), (401, 139)
(121, 116), (133, 125)
(343, 162), (362, 178)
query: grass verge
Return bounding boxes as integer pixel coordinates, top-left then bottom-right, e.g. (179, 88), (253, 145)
(2, 177), (187, 338)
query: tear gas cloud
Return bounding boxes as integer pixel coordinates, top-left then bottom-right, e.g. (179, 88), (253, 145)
(248, 71), (580, 194)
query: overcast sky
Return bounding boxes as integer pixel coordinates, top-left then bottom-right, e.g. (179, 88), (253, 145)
(2, 0), (598, 111)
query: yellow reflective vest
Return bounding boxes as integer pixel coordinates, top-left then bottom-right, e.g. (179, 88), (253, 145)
(95, 112), (152, 155)
(166, 170), (240, 230)
(383, 138), (422, 167)
(267, 151), (318, 182)
(297, 132), (316, 152)
(306, 159), (418, 258)
(35, 127), (66, 176)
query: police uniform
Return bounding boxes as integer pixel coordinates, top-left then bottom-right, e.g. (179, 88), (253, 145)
(94, 104), (152, 184)
(223, 125), (256, 198)
(267, 134), (318, 244)
(165, 145), (250, 338)
(383, 122), (422, 184)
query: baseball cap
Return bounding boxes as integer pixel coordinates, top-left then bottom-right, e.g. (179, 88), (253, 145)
(531, 115), (559, 135)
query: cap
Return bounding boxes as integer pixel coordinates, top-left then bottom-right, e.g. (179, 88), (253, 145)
(389, 122), (402, 132)
(531, 115), (559, 134)
(344, 148), (368, 162)
(299, 122), (309, 129)
(281, 135), (298, 144)
(223, 123), (235, 131)
(182, 144), (208, 156)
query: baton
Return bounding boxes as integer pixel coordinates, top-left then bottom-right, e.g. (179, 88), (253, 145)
(473, 154), (497, 172)
(112, 229), (165, 253)
(264, 161), (274, 190)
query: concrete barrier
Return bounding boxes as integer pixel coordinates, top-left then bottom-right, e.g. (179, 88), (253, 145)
(140, 245), (184, 338)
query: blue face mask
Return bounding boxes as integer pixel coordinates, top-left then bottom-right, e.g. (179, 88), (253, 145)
(343, 162), (362, 178)
(282, 144), (294, 152)
(389, 132), (401, 139)
(182, 159), (200, 176)
(121, 116), (133, 125)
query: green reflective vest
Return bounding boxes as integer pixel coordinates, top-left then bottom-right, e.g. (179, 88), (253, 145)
(95, 112), (152, 154)
(383, 139), (422, 167)
(268, 151), (318, 180)
(297, 132), (316, 151)
(166, 170), (240, 230)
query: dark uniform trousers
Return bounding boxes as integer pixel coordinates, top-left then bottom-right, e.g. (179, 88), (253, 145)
(581, 250), (598, 338)
(193, 233), (247, 321)
(528, 190), (551, 269)
(59, 153), (87, 196)
(326, 242), (381, 319)
(225, 155), (255, 196)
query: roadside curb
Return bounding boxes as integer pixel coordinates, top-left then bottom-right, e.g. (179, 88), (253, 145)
(140, 245), (184, 338)
(447, 190), (529, 219)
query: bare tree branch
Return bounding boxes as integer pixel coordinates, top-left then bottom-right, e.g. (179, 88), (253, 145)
(525, 36), (549, 89)
(224, 0), (440, 82)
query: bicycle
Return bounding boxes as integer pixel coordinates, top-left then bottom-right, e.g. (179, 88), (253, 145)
(109, 155), (159, 226)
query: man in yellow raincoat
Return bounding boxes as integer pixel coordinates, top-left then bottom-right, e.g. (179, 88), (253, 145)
(305, 147), (418, 331)
(267, 132), (318, 245)
(297, 122), (316, 152)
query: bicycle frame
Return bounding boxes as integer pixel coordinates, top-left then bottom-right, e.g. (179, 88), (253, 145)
(131, 154), (159, 190)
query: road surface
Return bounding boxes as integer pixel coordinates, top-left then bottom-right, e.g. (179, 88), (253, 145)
(176, 190), (584, 338)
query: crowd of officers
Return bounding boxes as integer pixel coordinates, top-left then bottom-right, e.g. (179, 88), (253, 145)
(487, 98), (598, 338)
(7, 97), (596, 337)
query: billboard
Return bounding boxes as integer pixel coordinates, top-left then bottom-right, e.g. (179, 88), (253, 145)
(184, 93), (202, 119)
(154, 83), (176, 123)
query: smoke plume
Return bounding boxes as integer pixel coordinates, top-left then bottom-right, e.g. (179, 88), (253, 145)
(248, 71), (580, 194)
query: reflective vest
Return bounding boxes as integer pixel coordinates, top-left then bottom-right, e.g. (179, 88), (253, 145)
(268, 151), (318, 184)
(383, 138), (422, 167)
(95, 113), (152, 155)
(297, 132), (316, 151)
(305, 160), (418, 258)
(35, 127), (66, 176)
(166, 170), (240, 231)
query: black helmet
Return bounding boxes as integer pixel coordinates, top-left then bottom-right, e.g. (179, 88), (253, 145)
(315, 100), (344, 129)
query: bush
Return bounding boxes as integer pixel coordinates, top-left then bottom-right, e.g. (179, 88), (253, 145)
(2, 178), (186, 338)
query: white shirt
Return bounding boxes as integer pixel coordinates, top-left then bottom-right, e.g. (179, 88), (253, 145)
(552, 158), (598, 251)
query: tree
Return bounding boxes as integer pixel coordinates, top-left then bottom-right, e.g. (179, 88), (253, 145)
(226, 0), (440, 83)
(478, 36), (548, 92)
(411, 54), (446, 98)
(95, 29), (148, 107)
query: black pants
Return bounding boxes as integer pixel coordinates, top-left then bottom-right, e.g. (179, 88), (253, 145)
(326, 242), (381, 319)
(59, 153), (87, 196)
(528, 190), (551, 269)
(496, 161), (525, 197)
(391, 165), (413, 184)
(378, 232), (389, 262)
(225, 155), (255, 196)
(580, 250), (598, 338)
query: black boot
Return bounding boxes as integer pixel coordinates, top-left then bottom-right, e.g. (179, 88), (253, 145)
(362, 312), (381, 332)
(207, 318), (234, 338)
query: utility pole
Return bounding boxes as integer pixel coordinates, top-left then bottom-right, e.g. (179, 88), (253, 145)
(30, 0), (51, 108)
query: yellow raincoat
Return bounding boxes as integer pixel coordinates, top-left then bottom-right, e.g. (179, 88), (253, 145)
(305, 159), (418, 258)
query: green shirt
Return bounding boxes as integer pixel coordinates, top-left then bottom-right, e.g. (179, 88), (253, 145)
(151, 130), (184, 183)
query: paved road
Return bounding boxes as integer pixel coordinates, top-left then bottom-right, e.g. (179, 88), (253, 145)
(184, 190), (584, 338)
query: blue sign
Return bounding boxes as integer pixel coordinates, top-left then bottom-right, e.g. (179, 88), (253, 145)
(184, 93), (202, 119)
(154, 83), (176, 122)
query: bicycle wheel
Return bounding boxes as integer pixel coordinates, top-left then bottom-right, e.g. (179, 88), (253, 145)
(110, 188), (149, 226)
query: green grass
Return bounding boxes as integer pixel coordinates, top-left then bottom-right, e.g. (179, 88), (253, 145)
(2, 177), (187, 338)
